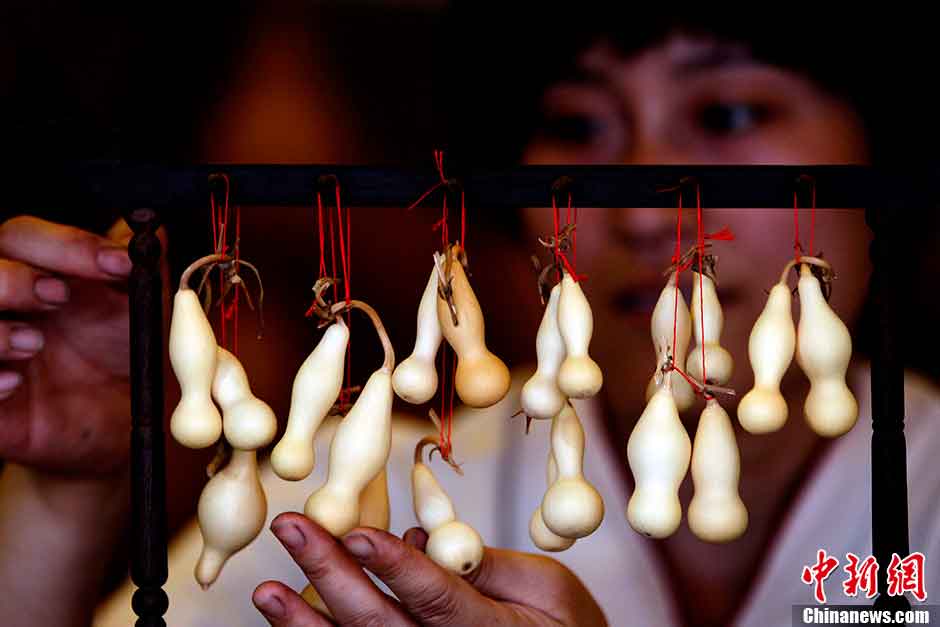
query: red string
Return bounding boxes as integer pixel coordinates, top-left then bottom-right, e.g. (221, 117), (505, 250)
(793, 191), (802, 262)
(671, 192), (682, 368)
(695, 185), (707, 395)
(233, 206), (241, 357)
(317, 194), (327, 278)
(809, 184), (816, 255)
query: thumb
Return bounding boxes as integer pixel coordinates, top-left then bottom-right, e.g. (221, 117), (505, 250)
(340, 527), (528, 626)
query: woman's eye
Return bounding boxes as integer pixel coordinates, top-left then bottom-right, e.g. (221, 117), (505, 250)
(698, 102), (771, 136)
(538, 114), (608, 145)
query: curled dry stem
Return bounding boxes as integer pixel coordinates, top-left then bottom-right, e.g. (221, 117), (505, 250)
(326, 299), (395, 372)
(433, 248), (460, 326)
(662, 243), (713, 278)
(180, 253), (230, 290)
(778, 255), (835, 301)
(414, 435), (464, 476)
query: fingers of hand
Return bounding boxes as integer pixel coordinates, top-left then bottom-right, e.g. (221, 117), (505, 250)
(0, 259), (68, 311)
(253, 581), (335, 627)
(340, 527), (513, 627)
(0, 321), (44, 360)
(0, 216), (131, 279)
(269, 513), (415, 627)
(0, 371), (23, 401)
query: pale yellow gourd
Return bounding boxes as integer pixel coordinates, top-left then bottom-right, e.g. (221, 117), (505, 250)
(411, 438), (484, 575)
(796, 264), (858, 437)
(521, 284), (567, 420)
(541, 403), (604, 539)
(688, 398), (748, 542)
(301, 468), (389, 616)
(271, 320), (349, 480)
(627, 384), (691, 538)
(436, 245), (510, 408)
(304, 368), (394, 537)
(646, 273), (695, 412)
(195, 449), (266, 588)
(393, 266), (443, 404)
(530, 451), (576, 552)
(737, 282), (795, 434)
(169, 288), (223, 449)
(211, 347), (277, 451)
(557, 271), (603, 399)
(687, 271), (734, 386)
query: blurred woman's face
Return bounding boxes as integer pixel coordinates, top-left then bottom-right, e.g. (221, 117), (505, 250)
(520, 34), (872, 421)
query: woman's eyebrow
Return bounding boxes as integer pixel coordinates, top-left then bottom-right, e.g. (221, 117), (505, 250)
(670, 42), (758, 78)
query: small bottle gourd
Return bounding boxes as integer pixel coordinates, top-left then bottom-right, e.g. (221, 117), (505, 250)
(529, 451), (576, 552)
(212, 347), (277, 451)
(169, 287), (223, 449)
(393, 266), (444, 404)
(304, 366), (394, 537)
(520, 283), (567, 420)
(688, 398), (748, 542)
(271, 320), (349, 480)
(646, 273), (695, 412)
(557, 271), (604, 399)
(436, 245), (510, 408)
(686, 271), (734, 386)
(627, 382), (691, 538)
(796, 264), (858, 437)
(540, 403), (604, 538)
(411, 438), (484, 575)
(195, 449), (267, 588)
(737, 281), (795, 434)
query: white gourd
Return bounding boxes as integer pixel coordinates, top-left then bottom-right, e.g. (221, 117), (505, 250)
(688, 398), (748, 542)
(686, 271), (734, 386)
(541, 403), (604, 538)
(393, 266), (443, 404)
(195, 449), (266, 588)
(271, 320), (349, 480)
(737, 283), (795, 434)
(796, 264), (858, 437)
(557, 271), (603, 398)
(169, 288), (223, 449)
(412, 441), (484, 575)
(627, 384), (691, 538)
(304, 368), (394, 537)
(521, 284), (567, 420)
(646, 274), (695, 412)
(211, 347), (277, 451)
(529, 453), (576, 552)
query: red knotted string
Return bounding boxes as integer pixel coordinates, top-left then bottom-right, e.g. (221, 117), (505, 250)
(551, 192), (583, 281)
(666, 188), (701, 397)
(233, 206), (241, 357)
(793, 182), (817, 260)
(209, 175), (240, 354)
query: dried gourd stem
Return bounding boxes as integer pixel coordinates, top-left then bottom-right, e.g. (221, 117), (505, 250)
(328, 299), (395, 372)
(180, 253), (230, 290)
(205, 439), (232, 478)
(662, 242), (712, 278)
(778, 255), (832, 285)
(659, 354), (736, 399)
(433, 249), (459, 326)
(414, 435), (463, 476)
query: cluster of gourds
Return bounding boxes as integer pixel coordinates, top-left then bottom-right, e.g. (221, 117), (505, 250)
(627, 252), (858, 544)
(168, 255), (276, 588)
(519, 271), (606, 552)
(739, 257), (858, 438)
(392, 243), (510, 574)
(629, 263), (745, 542)
(168, 226), (861, 590)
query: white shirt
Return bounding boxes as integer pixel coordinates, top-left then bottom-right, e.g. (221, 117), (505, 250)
(96, 367), (940, 626)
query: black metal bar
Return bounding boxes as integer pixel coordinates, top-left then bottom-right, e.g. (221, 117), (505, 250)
(866, 182), (911, 612)
(126, 208), (169, 627)
(31, 164), (898, 210)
